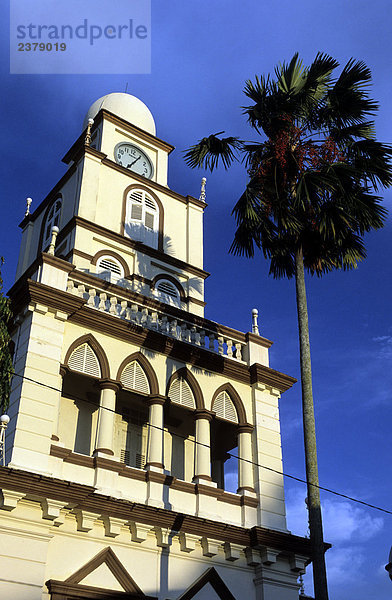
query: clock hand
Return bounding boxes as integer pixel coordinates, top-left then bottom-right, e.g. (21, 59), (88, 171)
(129, 156), (141, 168)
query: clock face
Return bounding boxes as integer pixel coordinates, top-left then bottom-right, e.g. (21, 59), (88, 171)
(114, 143), (153, 179)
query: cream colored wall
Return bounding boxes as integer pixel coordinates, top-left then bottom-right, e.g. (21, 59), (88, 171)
(0, 494), (303, 600)
(15, 168), (81, 280)
(100, 118), (169, 186)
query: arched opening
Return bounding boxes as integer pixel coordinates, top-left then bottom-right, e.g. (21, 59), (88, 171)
(210, 389), (239, 492)
(125, 188), (159, 248)
(96, 254), (125, 285)
(166, 372), (199, 481)
(154, 279), (181, 308)
(59, 342), (103, 455)
(42, 197), (62, 250)
(115, 359), (152, 469)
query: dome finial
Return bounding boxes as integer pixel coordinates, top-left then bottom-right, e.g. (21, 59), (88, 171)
(199, 177), (207, 203)
(251, 308), (259, 335)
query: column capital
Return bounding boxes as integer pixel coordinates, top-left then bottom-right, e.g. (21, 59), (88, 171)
(59, 364), (69, 378)
(99, 378), (120, 392)
(193, 409), (214, 422)
(237, 423), (254, 434)
(147, 394), (167, 407)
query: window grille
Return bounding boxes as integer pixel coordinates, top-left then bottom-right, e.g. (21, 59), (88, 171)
(120, 361), (150, 395)
(169, 377), (196, 409)
(43, 198), (62, 248)
(67, 343), (101, 378)
(212, 390), (238, 423)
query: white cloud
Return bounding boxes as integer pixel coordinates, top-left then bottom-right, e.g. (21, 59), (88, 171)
(285, 487), (384, 587)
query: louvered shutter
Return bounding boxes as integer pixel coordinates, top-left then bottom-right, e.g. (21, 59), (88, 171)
(169, 377), (196, 409)
(97, 256), (124, 283)
(155, 279), (180, 307)
(68, 343), (101, 378)
(126, 189), (158, 248)
(120, 361), (150, 394)
(212, 391), (238, 423)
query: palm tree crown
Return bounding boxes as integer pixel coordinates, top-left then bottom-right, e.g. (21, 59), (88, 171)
(185, 53), (392, 275)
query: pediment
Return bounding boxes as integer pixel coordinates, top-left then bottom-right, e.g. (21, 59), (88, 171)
(46, 546), (157, 599)
(177, 567), (236, 600)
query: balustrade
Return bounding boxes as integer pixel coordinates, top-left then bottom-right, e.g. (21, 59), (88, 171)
(66, 277), (246, 362)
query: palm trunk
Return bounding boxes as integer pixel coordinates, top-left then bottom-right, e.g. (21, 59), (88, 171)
(294, 247), (329, 600)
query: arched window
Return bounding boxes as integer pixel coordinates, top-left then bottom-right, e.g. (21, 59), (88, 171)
(67, 343), (101, 378)
(168, 377), (196, 409)
(120, 361), (150, 395)
(43, 198), (62, 249)
(96, 255), (124, 284)
(125, 189), (159, 248)
(212, 390), (238, 423)
(153, 279), (181, 308)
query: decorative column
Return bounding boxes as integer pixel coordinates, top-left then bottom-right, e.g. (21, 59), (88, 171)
(51, 365), (68, 443)
(145, 395), (166, 471)
(193, 409), (213, 483)
(94, 380), (119, 457)
(237, 424), (254, 493)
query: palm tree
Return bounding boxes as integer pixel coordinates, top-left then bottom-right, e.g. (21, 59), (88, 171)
(0, 258), (13, 413)
(185, 53), (392, 600)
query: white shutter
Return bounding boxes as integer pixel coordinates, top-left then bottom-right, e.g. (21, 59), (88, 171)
(212, 391), (238, 423)
(68, 343), (101, 378)
(155, 280), (181, 307)
(126, 189), (158, 248)
(169, 377), (195, 409)
(97, 256), (124, 283)
(120, 361), (150, 394)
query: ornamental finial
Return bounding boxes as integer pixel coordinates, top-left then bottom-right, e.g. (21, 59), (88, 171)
(85, 118), (94, 146)
(251, 308), (259, 335)
(25, 197), (32, 217)
(48, 226), (59, 256)
(199, 177), (207, 202)
(0, 414), (10, 466)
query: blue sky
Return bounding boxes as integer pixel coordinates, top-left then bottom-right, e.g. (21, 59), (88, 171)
(2, 1), (392, 597)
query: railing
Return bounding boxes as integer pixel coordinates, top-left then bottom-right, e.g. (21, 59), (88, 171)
(66, 277), (246, 362)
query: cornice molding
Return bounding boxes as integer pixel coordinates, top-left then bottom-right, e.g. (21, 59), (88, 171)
(0, 465), (320, 556)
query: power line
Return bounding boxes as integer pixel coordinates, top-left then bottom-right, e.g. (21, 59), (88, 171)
(6, 370), (392, 516)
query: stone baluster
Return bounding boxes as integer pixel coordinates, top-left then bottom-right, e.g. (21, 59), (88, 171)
(94, 380), (120, 457)
(160, 316), (168, 334)
(130, 304), (138, 323)
(234, 342), (242, 361)
(200, 330), (206, 347)
(209, 332), (215, 351)
(141, 307), (148, 326)
(98, 293), (107, 311)
(226, 339), (233, 358)
(77, 284), (86, 299)
(193, 410), (213, 483)
(170, 319), (177, 337)
(194, 328), (201, 346)
(119, 300), (127, 318)
(237, 424), (254, 493)
(190, 326), (197, 344)
(180, 322), (187, 341)
(217, 336), (224, 355)
(150, 311), (158, 329)
(87, 288), (96, 307)
(67, 280), (77, 295)
(109, 296), (118, 315)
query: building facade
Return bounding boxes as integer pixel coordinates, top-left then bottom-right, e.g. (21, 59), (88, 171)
(1, 93), (315, 599)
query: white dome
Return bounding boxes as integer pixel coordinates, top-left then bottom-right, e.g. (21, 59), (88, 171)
(83, 93), (156, 136)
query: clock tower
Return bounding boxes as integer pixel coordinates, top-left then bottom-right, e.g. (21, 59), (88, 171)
(1, 93), (318, 600)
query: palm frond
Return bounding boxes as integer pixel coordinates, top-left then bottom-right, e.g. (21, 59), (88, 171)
(184, 133), (242, 171)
